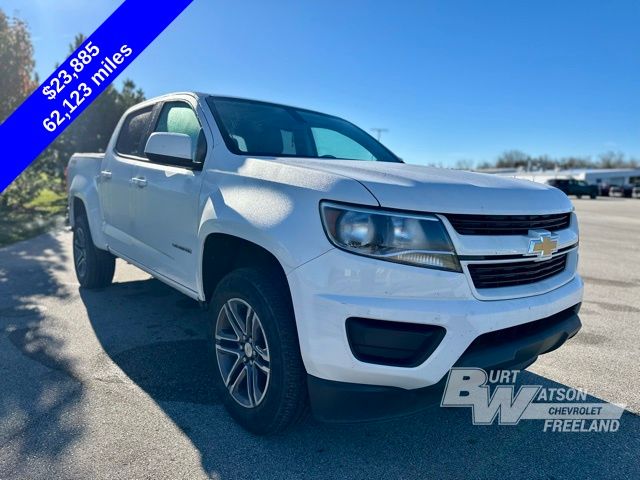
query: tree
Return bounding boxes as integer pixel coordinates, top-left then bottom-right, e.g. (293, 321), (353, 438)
(495, 150), (530, 169)
(454, 159), (475, 170)
(560, 156), (594, 169)
(0, 10), (37, 123)
(478, 150), (640, 171)
(598, 151), (637, 169)
(0, 9), (41, 208)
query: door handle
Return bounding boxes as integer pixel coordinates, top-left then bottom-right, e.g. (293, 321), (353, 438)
(131, 176), (148, 188)
(100, 170), (112, 180)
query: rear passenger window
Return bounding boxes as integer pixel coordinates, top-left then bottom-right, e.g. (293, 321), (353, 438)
(154, 102), (206, 162)
(115, 106), (153, 158)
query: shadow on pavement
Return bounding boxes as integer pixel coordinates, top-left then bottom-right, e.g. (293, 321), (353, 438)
(2, 231), (637, 478)
(0, 233), (83, 476)
(77, 275), (640, 479)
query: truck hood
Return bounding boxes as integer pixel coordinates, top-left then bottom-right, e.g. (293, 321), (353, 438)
(270, 158), (573, 215)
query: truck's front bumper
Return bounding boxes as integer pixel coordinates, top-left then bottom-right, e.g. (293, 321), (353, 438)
(307, 303), (581, 422)
(287, 248), (584, 391)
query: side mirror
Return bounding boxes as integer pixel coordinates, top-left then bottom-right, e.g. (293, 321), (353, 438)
(144, 132), (194, 168)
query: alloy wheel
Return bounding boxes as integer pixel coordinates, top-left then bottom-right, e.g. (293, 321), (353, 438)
(215, 298), (271, 408)
(73, 227), (87, 279)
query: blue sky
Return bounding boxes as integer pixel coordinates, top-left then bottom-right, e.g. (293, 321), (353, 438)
(3, 0), (639, 165)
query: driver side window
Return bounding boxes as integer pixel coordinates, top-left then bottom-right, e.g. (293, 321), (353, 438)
(154, 102), (207, 163)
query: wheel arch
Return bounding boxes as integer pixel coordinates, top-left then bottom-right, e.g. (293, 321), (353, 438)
(200, 232), (294, 309)
(68, 171), (108, 250)
(70, 196), (86, 225)
(69, 194), (98, 243)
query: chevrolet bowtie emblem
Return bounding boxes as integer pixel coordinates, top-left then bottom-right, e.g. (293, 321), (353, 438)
(527, 231), (559, 259)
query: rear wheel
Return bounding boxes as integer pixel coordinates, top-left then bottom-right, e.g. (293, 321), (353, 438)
(73, 212), (115, 288)
(576, 194), (582, 199)
(209, 268), (308, 434)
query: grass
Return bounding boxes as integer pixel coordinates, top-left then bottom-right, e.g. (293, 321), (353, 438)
(0, 188), (67, 248)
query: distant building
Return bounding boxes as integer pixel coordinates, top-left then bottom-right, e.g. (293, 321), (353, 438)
(492, 168), (640, 188)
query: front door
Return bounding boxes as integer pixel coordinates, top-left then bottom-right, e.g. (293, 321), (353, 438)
(131, 100), (207, 292)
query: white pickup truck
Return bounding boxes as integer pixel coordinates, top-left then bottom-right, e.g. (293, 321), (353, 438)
(67, 92), (583, 434)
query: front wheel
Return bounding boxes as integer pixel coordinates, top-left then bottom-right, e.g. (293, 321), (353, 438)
(209, 268), (308, 434)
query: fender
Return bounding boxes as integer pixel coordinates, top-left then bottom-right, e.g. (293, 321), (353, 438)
(68, 163), (108, 250)
(194, 163), (379, 300)
(195, 193), (329, 302)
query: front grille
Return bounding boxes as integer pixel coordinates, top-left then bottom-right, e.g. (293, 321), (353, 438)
(468, 253), (568, 289)
(444, 213), (571, 235)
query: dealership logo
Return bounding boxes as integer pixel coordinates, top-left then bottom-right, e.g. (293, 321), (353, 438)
(441, 368), (625, 432)
(527, 230), (559, 259)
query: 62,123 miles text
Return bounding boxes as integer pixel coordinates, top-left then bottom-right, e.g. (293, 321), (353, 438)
(42, 83), (92, 133)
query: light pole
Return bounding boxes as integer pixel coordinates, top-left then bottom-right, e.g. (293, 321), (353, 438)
(370, 128), (388, 142)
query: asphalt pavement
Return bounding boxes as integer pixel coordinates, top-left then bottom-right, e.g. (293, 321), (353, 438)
(0, 197), (638, 479)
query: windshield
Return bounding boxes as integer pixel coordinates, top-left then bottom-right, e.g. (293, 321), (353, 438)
(206, 96), (401, 162)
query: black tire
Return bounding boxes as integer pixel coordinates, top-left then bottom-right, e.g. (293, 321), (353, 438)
(73, 212), (115, 289)
(590, 194), (597, 199)
(576, 194), (582, 199)
(209, 268), (308, 434)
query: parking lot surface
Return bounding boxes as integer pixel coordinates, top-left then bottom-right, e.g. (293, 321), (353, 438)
(0, 198), (638, 479)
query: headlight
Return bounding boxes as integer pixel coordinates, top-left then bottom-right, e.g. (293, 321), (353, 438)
(320, 202), (461, 272)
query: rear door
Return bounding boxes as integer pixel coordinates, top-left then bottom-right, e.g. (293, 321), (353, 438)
(100, 105), (154, 258)
(130, 98), (207, 292)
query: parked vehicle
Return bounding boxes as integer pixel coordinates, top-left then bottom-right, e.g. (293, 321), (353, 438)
(609, 183), (639, 198)
(598, 183), (612, 196)
(546, 178), (597, 199)
(633, 185), (640, 199)
(67, 93), (583, 434)
(609, 185), (625, 197)
(618, 184), (637, 198)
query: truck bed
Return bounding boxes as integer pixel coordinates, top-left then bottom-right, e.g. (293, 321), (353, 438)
(67, 152), (105, 185)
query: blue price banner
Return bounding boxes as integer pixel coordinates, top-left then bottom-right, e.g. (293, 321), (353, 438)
(0, 0), (194, 193)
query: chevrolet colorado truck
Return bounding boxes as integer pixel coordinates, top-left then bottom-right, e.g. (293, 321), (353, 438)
(67, 92), (583, 434)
